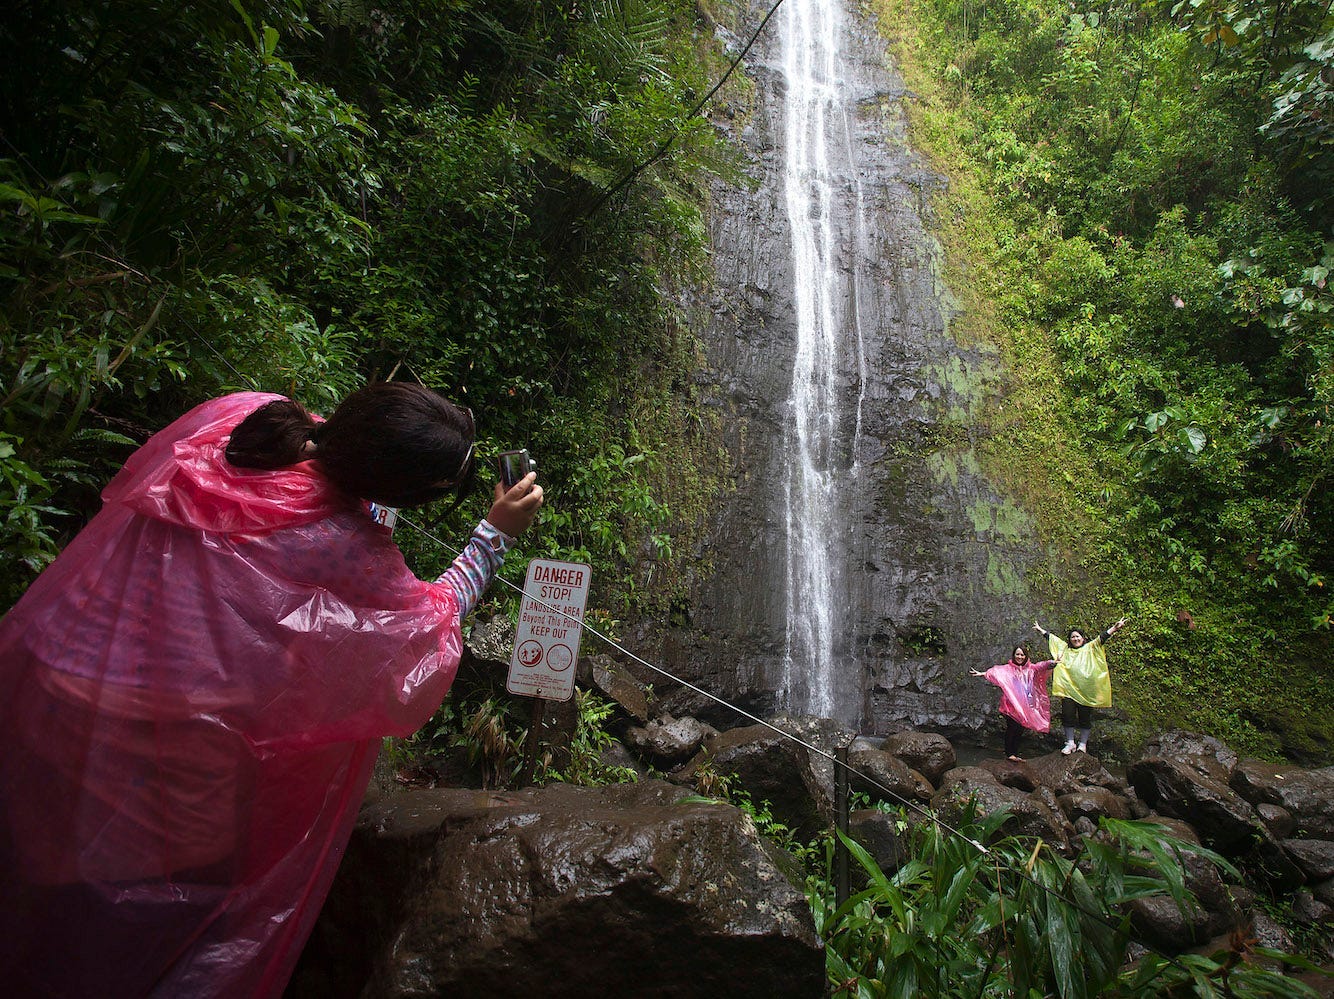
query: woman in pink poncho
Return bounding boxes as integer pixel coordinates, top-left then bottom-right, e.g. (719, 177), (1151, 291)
(0, 384), (543, 999)
(970, 645), (1060, 761)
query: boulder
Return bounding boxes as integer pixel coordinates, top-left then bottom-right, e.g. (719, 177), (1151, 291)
(1231, 761), (1334, 840)
(1026, 752), (1124, 797)
(977, 757), (1039, 792)
(623, 714), (718, 768)
(1128, 752), (1262, 855)
(1142, 730), (1238, 776)
(289, 781), (824, 999)
(847, 748), (934, 807)
(1126, 847), (1237, 953)
(848, 808), (912, 876)
(1058, 787), (1130, 824)
(932, 767), (1072, 850)
(1282, 839), (1334, 883)
(881, 730), (955, 786)
(586, 655), (650, 724)
(1127, 894), (1212, 953)
(1256, 802), (1296, 839)
(677, 722), (831, 839)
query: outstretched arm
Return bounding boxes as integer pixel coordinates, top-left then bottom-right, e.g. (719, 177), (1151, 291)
(437, 473), (545, 617)
(1033, 619), (1049, 637)
(1099, 616), (1129, 643)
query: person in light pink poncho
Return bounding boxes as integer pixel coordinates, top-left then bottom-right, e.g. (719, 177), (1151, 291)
(0, 385), (543, 999)
(970, 645), (1061, 760)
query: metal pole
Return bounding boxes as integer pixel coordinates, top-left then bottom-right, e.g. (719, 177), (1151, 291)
(517, 697), (546, 788)
(834, 743), (850, 908)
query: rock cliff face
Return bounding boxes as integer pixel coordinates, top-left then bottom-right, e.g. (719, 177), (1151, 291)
(650, 0), (1042, 734)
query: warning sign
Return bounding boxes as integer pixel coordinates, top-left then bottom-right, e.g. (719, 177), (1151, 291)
(506, 558), (592, 701)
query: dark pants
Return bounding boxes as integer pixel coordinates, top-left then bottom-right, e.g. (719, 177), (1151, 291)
(1061, 699), (1093, 729)
(1003, 717), (1025, 757)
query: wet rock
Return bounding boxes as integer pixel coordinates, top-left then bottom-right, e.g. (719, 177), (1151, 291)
(677, 722), (829, 839)
(847, 748), (933, 806)
(932, 767), (1072, 850)
(1126, 851), (1237, 954)
(1257, 802), (1296, 838)
(848, 808), (911, 876)
(1128, 749), (1262, 855)
(1230, 761), (1334, 840)
(1315, 878), (1334, 908)
(289, 781), (823, 999)
(623, 714), (718, 768)
(977, 757), (1038, 791)
(1026, 752), (1124, 797)
(587, 656), (649, 724)
(1127, 894), (1213, 953)
(1058, 787), (1130, 824)
(1292, 888), (1334, 927)
(1143, 730), (1238, 776)
(1283, 839), (1334, 882)
(882, 730), (955, 786)
(1141, 815), (1201, 844)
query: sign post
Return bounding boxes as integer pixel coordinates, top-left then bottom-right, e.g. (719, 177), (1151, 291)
(508, 559), (591, 784)
(507, 558), (592, 702)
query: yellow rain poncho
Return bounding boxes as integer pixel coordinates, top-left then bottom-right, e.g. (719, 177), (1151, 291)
(1048, 632), (1112, 708)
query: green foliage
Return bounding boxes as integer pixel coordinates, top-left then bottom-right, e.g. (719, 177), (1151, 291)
(874, 0), (1333, 753)
(541, 689), (640, 786)
(1, 0), (731, 619)
(814, 809), (1318, 997)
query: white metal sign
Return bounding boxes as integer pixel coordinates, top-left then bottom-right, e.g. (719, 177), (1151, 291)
(506, 558), (591, 701)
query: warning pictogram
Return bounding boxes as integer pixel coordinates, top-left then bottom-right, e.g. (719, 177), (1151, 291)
(506, 559), (591, 701)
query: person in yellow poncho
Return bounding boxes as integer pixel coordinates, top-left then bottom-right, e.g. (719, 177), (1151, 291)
(1033, 616), (1128, 755)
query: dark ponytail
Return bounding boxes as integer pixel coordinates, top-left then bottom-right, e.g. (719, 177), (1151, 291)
(225, 400), (317, 469)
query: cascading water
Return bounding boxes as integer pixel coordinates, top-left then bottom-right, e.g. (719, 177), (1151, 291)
(662, 0), (1036, 738)
(778, 0), (870, 719)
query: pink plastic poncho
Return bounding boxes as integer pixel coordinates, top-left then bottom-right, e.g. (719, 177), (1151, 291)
(0, 393), (463, 999)
(983, 659), (1057, 732)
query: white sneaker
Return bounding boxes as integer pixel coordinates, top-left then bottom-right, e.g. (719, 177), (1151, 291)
(1061, 741), (1075, 755)
(1077, 743), (1088, 753)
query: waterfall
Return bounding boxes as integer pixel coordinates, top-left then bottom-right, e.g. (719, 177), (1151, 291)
(778, 0), (869, 720)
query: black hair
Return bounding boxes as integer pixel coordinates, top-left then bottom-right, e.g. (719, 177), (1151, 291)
(226, 383), (475, 507)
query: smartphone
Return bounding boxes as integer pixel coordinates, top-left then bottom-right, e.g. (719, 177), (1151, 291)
(497, 449), (536, 489)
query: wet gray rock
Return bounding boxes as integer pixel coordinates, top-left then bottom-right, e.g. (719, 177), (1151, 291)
(977, 757), (1038, 791)
(1292, 888), (1334, 927)
(1058, 787), (1130, 824)
(623, 714), (718, 768)
(1143, 730), (1239, 776)
(882, 730), (955, 786)
(1283, 838), (1334, 882)
(847, 748), (934, 807)
(587, 656), (650, 724)
(1257, 802), (1296, 838)
(677, 722), (830, 839)
(289, 781), (823, 999)
(933, 767), (1072, 850)
(1026, 752), (1124, 797)
(848, 808), (911, 876)
(1127, 894), (1213, 953)
(1231, 761), (1334, 840)
(1128, 748), (1262, 855)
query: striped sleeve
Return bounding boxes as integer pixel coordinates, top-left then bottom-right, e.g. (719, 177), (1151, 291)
(435, 519), (513, 617)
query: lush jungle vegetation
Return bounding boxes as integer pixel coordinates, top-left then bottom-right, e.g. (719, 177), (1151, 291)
(2, 0), (1331, 760)
(0, 0), (731, 618)
(871, 0), (1334, 757)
